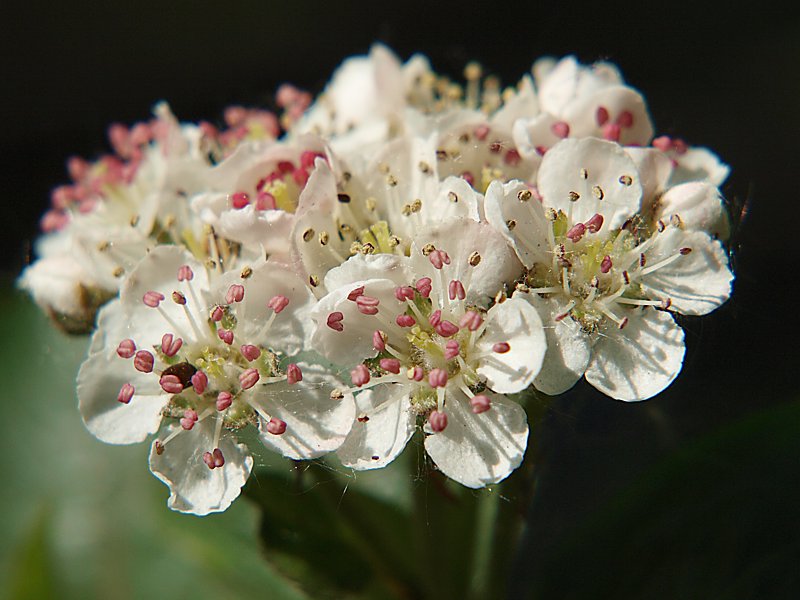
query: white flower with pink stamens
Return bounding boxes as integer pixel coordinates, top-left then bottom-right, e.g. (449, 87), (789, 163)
(310, 219), (545, 488)
(77, 246), (355, 515)
(512, 56), (654, 160)
(485, 137), (733, 401)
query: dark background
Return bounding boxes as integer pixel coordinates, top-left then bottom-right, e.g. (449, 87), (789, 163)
(2, 2), (798, 598)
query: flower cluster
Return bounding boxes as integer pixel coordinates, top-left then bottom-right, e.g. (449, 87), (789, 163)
(21, 46), (733, 514)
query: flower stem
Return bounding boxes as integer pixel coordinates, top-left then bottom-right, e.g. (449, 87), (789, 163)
(468, 488), (501, 599)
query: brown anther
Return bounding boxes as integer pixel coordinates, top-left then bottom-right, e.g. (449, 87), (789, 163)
(494, 289), (507, 304)
(112, 266), (125, 278)
(579, 168), (588, 179)
(517, 189), (532, 202)
(671, 214), (684, 228)
(679, 247), (692, 255)
(319, 231), (329, 245)
(657, 219), (666, 232)
(240, 266), (253, 279)
(309, 275), (319, 287)
(419, 161), (432, 174)
(568, 191), (580, 202)
(97, 241), (110, 252)
(302, 227), (314, 242)
(619, 174), (633, 186)
(545, 208), (558, 221)
(464, 61), (482, 80)
(436, 149), (448, 161)
(619, 317), (629, 329)
(205, 259), (217, 269)
(361, 242), (376, 254)
(660, 298), (672, 310)
(155, 440), (165, 455)
(349, 242), (362, 255)
(378, 162), (390, 174)
(388, 235), (401, 248)
(469, 251), (481, 267)
(130, 215), (140, 227)
(623, 270), (630, 284)
(172, 291), (187, 305)
(357, 415), (370, 423)
(340, 223), (354, 234)
(411, 199), (422, 212)
(640, 253), (647, 267)
(506, 219), (517, 230)
(365, 197), (377, 211)
(330, 389), (345, 400)
(402, 204), (413, 216)
(458, 133), (470, 144)
(342, 171), (352, 182)
(386, 174), (398, 187)
(516, 282), (530, 293)
(337, 193), (351, 204)
(422, 243), (436, 256)
(448, 191), (459, 203)
(592, 185), (604, 200)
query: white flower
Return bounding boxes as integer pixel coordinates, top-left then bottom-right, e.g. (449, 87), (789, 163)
(485, 137), (733, 401)
(309, 219), (543, 487)
(77, 246), (355, 514)
(650, 135), (730, 187)
(513, 56), (654, 159)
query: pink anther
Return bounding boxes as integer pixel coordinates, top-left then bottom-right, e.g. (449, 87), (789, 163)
(566, 223), (587, 243)
(600, 255), (613, 274)
(161, 333), (183, 357)
(266, 418), (287, 435)
(394, 286), (415, 301)
(351, 364), (371, 387)
(616, 110), (634, 128)
(268, 295), (289, 314)
(160, 374), (184, 394)
(143, 291), (165, 307)
(448, 279), (466, 301)
(474, 124), (490, 141)
(177, 264), (194, 281)
(218, 329), (234, 345)
(428, 249), (451, 270)
(585, 213), (604, 233)
(596, 106), (610, 126)
(372, 330), (386, 351)
(172, 291), (187, 305)
(429, 410), (448, 432)
(459, 310), (484, 331)
(216, 391), (233, 411)
(286, 363), (303, 384)
(326, 311), (345, 331)
(211, 306), (224, 322)
(672, 138), (688, 155)
(67, 156), (89, 181)
(180, 409), (198, 430)
(347, 286), (366, 301)
(396, 314), (416, 327)
(461, 171), (475, 187)
(492, 342), (511, 353)
(470, 394), (491, 414)
(117, 383), (135, 404)
(416, 277), (433, 298)
(300, 150), (323, 170)
(428, 368), (448, 388)
(116, 339), (136, 358)
(551, 121), (570, 139)
(203, 448), (225, 469)
(134, 350), (154, 373)
(239, 367), (260, 390)
(241, 344), (261, 361)
(504, 149), (522, 167)
(380, 358), (401, 374)
(226, 284), (245, 304)
(356, 295), (380, 315)
(203, 451), (215, 469)
(231, 192), (250, 209)
(444, 340), (460, 360)
(191, 371), (208, 394)
(435, 320), (460, 338)
(601, 123), (621, 142)
(652, 135), (672, 152)
(409, 366), (424, 381)
(292, 167), (309, 187)
(255, 191), (277, 210)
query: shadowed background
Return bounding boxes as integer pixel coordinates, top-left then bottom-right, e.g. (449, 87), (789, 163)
(1, 2), (798, 598)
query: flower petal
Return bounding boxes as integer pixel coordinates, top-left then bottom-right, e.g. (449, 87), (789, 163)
(476, 295), (546, 394)
(655, 181), (730, 241)
(424, 391), (528, 488)
(149, 419), (253, 516)
(585, 309), (685, 401)
(337, 384), (416, 470)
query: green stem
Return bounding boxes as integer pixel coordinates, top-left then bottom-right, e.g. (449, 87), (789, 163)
(468, 488), (501, 599)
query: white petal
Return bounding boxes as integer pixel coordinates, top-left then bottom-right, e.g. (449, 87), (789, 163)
(537, 137), (642, 231)
(217, 205), (294, 256)
(585, 309), (685, 401)
(149, 419), (253, 516)
(252, 364), (356, 459)
(484, 179), (551, 268)
(670, 147), (730, 187)
(337, 384), (416, 470)
(424, 391), (528, 488)
(409, 218), (521, 307)
(524, 294), (591, 395)
(511, 113), (561, 159)
(77, 353), (166, 444)
(655, 182), (730, 241)
(323, 253), (413, 293)
(476, 296), (546, 394)
(625, 147), (674, 208)
(491, 75), (539, 132)
(565, 85), (653, 145)
(637, 228), (733, 316)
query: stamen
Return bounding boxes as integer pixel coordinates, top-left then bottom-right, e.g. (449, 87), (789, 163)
(408, 366), (424, 381)
(416, 277), (432, 298)
(216, 391), (233, 411)
(326, 311), (344, 331)
(172, 291), (186, 305)
(429, 410), (448, 432)
(394, 286), (415, 301)
(554, 300), (577, 322)
(470, 394), (491, 414)
(133, 350), (154, 373)
(585, 213), (604, 233)
(241, 344), (261, 361)
(116, 339), (136, 358)
(117, 383), (134, 404)
(180, 409), (198, 430)
(566, 223), (586, 243)
(459, 310), (483, 331)
(596, 106), (610, 126)
(143, 291), (165, 308)
(428, 368), (448, 388)
(448, 280), (466, 301)
(239, 368), (260, 390)
(356, 295), (380, 315)
(191, 371), (208, 394)
(428, 249), (451, 270)
(177, 265), (194, 281)
(267, 295), (290, 313)
(429, 309), (442, 328)
(351, 364), (371, 387)
(160, 374), (184, 394)
(396, 314), (416, 327)
(444, 340), (460, 360)
(492, 342), (510, 353)
(218, 329), (234, 345)
(347, 286), (366, 301)
(211, 306), (224, 322)
(266, 418), (287, 435)
(373, 330), (386, 351)
(435, 320), (459, 337)
(161, 333), (183, 357)
(551, 121), (570, 138)
(226, 284), (245, 304)
(286, 363), (303, 384)
(379, 358), (401, 374)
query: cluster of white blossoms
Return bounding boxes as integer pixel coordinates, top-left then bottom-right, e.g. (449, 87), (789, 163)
(21, 46), (733, 515)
